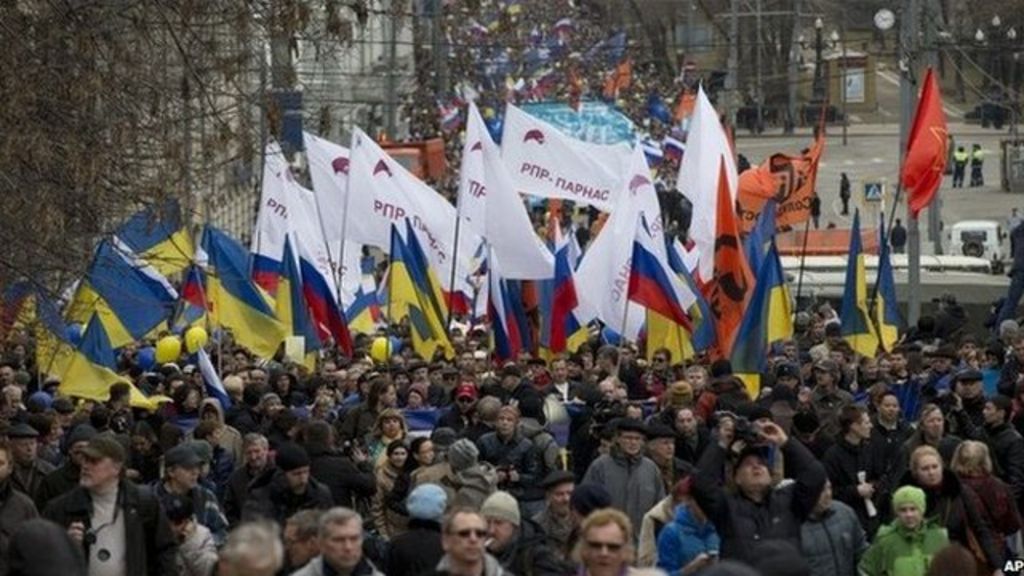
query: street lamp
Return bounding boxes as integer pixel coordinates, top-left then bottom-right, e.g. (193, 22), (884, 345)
(976, 29), (986, 42)
(812, 17), (825, 103)
(993, 15), (1002, 28)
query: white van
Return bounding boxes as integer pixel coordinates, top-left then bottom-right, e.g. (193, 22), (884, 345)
(946, 220), (1005, 272)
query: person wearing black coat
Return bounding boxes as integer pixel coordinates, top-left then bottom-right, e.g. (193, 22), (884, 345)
(692, 416), (826, 564)
(386, 484), (447, 576)
(475, 406), (540, 503)
(222, 433), (275, 525)
(43, 448), (178, 576)
(982, 395), (1024, 508)
(0, 445), (39, 576)
(822, 405), (883, 535)
(900, 445), (1003, 572)
(241, 444), (333, 525)
(302, 422), (376, 508)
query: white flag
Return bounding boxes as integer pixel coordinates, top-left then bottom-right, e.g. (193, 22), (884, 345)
(304, 131), (349, 247)
(251, 142), (294, 276)
(676, 86), (738, 283)
(500, 104), (631, 212)
(576, 145), (681, 338)
(346, 128), (480, 298)
(459, 103), (553, 280)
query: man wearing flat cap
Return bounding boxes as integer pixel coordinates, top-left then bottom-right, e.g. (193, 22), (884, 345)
(582, 418), (665, 532)
(532, 470), (575, 559)
(810, 359), (854, 443)
(8, 422), (55, 499)
(44, 435), (178, 576)
(153, 443), (229, 546)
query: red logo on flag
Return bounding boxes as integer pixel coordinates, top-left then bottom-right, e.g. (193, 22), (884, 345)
(523, 129), (545, 145)
(332, 157), (350, 175)
(373, 160), (392, 177)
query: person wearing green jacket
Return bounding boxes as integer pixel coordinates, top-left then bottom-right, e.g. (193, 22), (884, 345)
(859, 485), (949, 576)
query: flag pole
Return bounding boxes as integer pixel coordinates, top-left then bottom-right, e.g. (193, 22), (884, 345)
(794, 217), (812, 304)
(445, 210), (463, 332)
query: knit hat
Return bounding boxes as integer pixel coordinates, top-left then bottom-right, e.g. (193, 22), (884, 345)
(275, 442), (311, 472)
(892, 485), (927, 513)
(666, 381), (693, 407)
(481, 491), (520, 526)
(447, 438), (479, 472)
(407, 483), (447, 522)
(570, 483), (612, 516)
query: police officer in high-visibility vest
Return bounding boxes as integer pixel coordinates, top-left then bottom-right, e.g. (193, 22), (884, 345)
(970, 144), (985, 187)
(952, 146), (968, 188)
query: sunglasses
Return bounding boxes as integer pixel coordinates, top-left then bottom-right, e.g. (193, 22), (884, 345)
(455, 528), (488, 539)
(586, 540), (625, 552)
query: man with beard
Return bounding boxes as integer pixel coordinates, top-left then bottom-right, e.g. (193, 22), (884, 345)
(582, 419), (665, 531)
(532, 471), (575, 560)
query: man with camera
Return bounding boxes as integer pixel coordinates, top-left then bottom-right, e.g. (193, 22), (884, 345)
(692, 412), (826, 564)
(43, 435), (178, 576)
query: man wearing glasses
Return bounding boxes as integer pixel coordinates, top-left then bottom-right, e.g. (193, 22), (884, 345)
(582, 419), (665, 532)
(436, 508), (511, 576)
(575, 508), (635, 576)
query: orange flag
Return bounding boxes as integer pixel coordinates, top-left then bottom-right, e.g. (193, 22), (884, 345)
(673, 90), (696, 123)
(703, 159), (754, 358)
(602, 59), (632, 100)
(903, 68), (948, 217)
(737, 132), (824, 232)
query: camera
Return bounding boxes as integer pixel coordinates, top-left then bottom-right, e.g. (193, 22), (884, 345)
(713, 410), (762, 445)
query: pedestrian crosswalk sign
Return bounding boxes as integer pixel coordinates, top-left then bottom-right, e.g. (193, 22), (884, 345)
(864, 182), (884, 202)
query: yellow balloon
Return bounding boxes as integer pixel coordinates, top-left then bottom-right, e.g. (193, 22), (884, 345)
(184, 326), (209, 354)
(370, 337), (390, 363)
(155, 336), (182, 364)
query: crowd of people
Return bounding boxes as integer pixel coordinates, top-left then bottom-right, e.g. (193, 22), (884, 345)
(0, 293), (1023, 576)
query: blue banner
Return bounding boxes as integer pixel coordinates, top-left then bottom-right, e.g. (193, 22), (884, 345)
(520, 101), (636, 145)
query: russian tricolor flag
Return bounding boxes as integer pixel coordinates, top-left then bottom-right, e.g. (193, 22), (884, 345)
(628, 216), (692, 330)
(300, 258), (353, 356)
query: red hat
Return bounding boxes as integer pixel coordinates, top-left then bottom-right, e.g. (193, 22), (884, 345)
(455, 383), (478, 400)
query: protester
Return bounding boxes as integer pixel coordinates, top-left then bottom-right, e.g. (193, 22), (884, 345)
(654, 477), (719, 575)
(800, 480), (866, 576)
(435, 508), (511, 576)
(387, 483), (447, 576)
(43, 435), (178, 576)
(216, 521), (284, 576)
(859, 486), (949, 576)
(291, 507), (384, 576)
(582, 419), (665, 531)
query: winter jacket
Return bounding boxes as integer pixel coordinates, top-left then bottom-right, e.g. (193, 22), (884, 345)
(532, 507), (573, 560)
(372, 462), (407, 538)
(692, 438), (826, 563)
(898, 468), (1003, 571)
(337, 403), (379, 442)
(176, 523), (218, 576)
(153, 481), (229, 546)
(822, 437), (883, 532)
(637, 495), (675, 567)
(199, 398), (244, 465)
(34, 460), (79, 512)
(960, 473), (1022, 546)
(241, 470), (333, 525)
(870, 419), (913, 498)
(43, 479), (178, 576)
(291, 555), (383, 576)
(476, 430), (540, 501)
(490, 517), (569, 576)
(11, 458), (54, 501)
(386, 518), (444, 576)
(0, 480), (38, 576)
(222, 463), (274, 525)
(983, 421), (1024, 504)
(582, 448), (666, 532)
(431, 552), (511, 576)
(674, 426), (710, 466)
(307, 445), (376, 508)
(655, 504), (719, 576)
(446, 465), (499, 510)
(858, 519), (948, 576)
(999, 355), (1024, 398)
(800, 500), (866, 576)
(224, 404), (260, 435)
(520, 418), (560, 500)
(810, 386), (854, 442)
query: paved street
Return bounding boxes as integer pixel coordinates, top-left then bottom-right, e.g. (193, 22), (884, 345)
(735, 121), (1022, 254)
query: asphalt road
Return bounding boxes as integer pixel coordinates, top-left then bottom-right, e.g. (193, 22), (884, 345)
(734, 122), (1022, 254)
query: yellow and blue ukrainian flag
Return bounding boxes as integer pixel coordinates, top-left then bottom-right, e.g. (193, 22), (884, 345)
(875, 227), (903, 351)
(66, 239), (178, 348)
(114, 199), (193, 277)
(731, 241), (794, 397)
(388, 225), (454, 360)
(200, 226), (286, 359)
(840, 210), (880, 357)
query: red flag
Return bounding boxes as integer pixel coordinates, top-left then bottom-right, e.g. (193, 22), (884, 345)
(902, 68), (948, 217)
(703, 160), (754, 358)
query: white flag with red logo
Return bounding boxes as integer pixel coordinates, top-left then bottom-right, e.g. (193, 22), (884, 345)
(500, 104), (631, 212)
